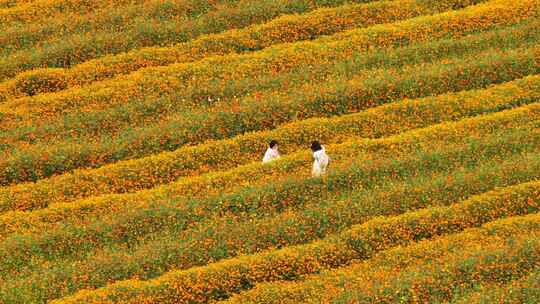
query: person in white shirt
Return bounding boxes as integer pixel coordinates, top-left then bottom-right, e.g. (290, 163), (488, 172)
(311, 141), (329, 177)
(262, 140), (280, 163)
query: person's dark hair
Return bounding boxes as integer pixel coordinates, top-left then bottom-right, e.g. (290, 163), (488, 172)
(269, 140), (278, 148)
(311, 141), (322, 152)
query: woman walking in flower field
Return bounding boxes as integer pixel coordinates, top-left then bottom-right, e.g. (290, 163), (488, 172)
(311, 141), (329, 177)
(262, 140), (280, 163)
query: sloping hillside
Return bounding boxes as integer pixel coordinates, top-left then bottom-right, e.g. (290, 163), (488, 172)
(0, 0), (538, 303)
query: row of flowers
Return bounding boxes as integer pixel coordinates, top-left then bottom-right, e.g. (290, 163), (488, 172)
(3, 112), (534, 259)
(453, 267), (540, 304)
(1, 38), (538, 186)
(3, 19), (536, 150)
(0, 0), (35, 9)
(0, 74), (537, 214)
(0, 0), (150, 24)
(0, 0), (249, 80)
(0, 106), (539, 303)
(51, 182), (540, 303)
(224, 214), (540, 304)
(1, 78), (538, 215)
(0, 0), (389, 85)
(2, 0), (531, 127)
(3, 131), (538, 303)
(0, 0), (485, 97)
(0, 0), (247, 58)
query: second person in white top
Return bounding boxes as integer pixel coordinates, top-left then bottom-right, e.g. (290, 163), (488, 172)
(311, 141), (329, 177)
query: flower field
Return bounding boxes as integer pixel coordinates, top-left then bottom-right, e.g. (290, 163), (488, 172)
(0, 0), (539, 303)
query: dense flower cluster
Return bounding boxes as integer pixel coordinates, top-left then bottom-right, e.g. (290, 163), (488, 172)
(0, 0), (317, 80)
(52, 190), (540, 303)
(0, 0), (486, 94)
(2, 0), (535, 120)
(222, 214), (540, 304)
(453, 268), (540, 303)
